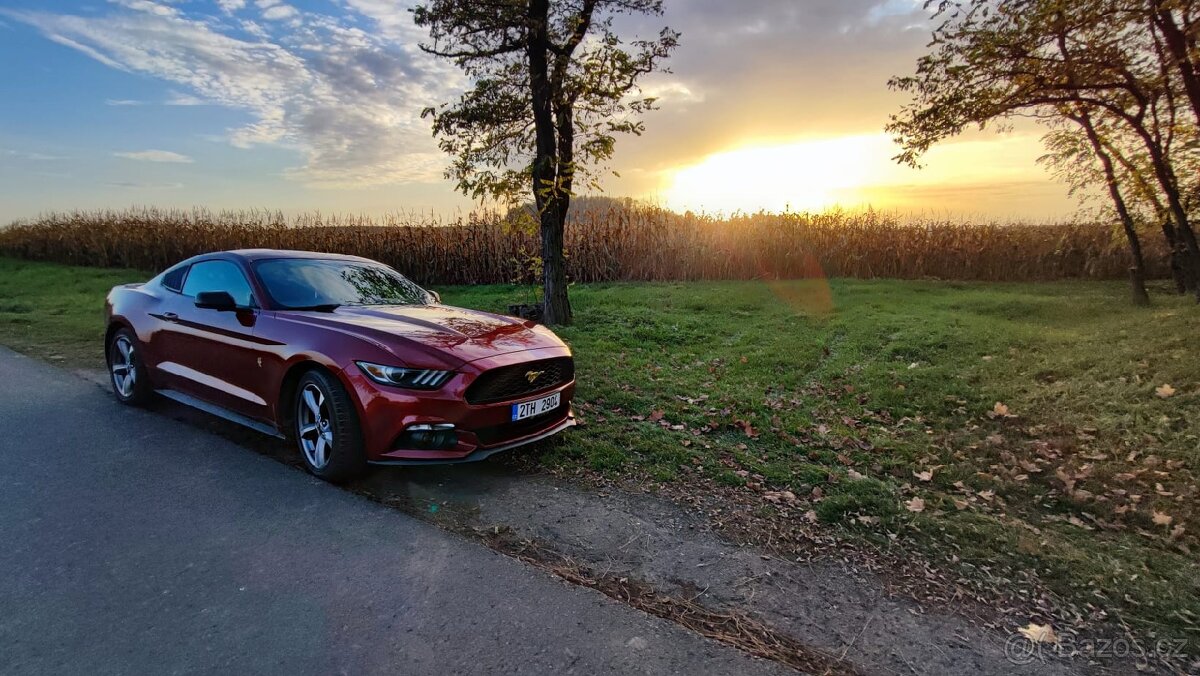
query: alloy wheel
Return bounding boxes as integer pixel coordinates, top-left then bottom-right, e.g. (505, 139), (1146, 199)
(110, 335), (137, 398)
(298, 383), (334, 469)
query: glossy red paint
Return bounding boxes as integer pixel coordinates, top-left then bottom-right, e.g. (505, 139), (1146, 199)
(105, 249), (575, 463)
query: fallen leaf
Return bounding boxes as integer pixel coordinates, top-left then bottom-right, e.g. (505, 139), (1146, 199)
(1066, 515), (1093, 530)
(1018, 623), (1058, 644)
(913, 469), (935, 482)
(905, 497), (926, 513)
(649, 409), (664, 421)
(952, 498), (970, 510)
(988, 402), (1015, 419)
(1155, 383), (1176, 399)
(1170, 524), (1185, 540)
(1153, 511), (1173, 527)
(734, 419), (757, 438)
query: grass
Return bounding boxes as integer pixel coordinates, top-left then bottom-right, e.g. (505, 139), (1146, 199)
(0, 258), (145, 366)
(2, 256), (1198, 643)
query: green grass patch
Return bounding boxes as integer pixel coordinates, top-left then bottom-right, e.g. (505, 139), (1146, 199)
(2, 256), (1198, 640)
(0, 258), (145, 366)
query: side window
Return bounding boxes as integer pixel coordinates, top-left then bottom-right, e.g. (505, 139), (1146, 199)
(182, 260), (255, 307)
(161, 265), (188, 292)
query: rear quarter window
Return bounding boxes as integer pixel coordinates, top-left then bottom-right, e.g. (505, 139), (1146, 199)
(161, 265), (188, 292)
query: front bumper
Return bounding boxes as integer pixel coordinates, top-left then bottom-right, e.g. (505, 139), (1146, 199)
(344, 346), (577, 464)
(369, 409), (576, 465)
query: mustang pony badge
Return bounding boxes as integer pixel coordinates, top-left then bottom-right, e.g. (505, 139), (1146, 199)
(525, 370), (545, 384)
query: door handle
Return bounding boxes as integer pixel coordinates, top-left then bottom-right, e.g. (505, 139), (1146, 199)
(162, 312), (179, 322)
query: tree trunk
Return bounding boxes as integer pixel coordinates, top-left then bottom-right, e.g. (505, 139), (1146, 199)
(1124, 116), (1200, 301)
(1151, 3), (1200, 128)
(1102, 141), (1191, 293)
(1073, 111), (1150, 304)
(1129, 267), (1151, 306)
(1160, 219), (1192, 294)
(541, 206), (571, 324)
(1156, 169), (1200, 301)
(526, 0), (572, 325)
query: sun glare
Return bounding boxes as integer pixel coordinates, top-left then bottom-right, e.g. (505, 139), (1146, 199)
(664, 135), (886, 214)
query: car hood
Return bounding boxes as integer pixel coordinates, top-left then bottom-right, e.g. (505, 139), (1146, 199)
(281, 304), (566, 368)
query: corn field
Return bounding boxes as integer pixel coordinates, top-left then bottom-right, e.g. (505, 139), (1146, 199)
(0, 206), (1168, 285)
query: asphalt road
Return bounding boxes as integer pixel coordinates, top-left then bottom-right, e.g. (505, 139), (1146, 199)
(0, 348), (790, 676)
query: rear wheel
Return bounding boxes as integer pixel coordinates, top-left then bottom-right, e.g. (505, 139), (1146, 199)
(294, 370), (368, 483)
(107, 327), (152, 406)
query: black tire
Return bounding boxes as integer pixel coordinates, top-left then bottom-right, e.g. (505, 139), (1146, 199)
(106, 327), (153, 406)
(293, 369), (368, 483)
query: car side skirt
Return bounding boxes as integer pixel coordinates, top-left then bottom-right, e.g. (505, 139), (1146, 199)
(156, 388), (285, 439)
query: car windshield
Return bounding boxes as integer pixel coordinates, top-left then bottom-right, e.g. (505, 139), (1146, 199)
(254, 258), (432, 309)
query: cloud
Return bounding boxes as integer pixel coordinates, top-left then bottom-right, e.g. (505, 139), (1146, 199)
(261, 4), (298, 22)
(164, 91), (205, 106)
(216, 0), (246, 14)
(114, 149), (194, 163)
(2, 149), (66, 161)
(105, 98), (146, 106)
(105, 181), (184, 188)
(4, 1), (460, 188)
(640, 80), (704, 106)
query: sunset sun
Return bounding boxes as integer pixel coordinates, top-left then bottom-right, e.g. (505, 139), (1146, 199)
(664, 135), (884, 214)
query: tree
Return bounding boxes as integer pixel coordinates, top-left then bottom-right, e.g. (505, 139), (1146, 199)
(1040, 108), (1152, 304)
(887, 0), (1200, 302)
(414, 0), (679, 325)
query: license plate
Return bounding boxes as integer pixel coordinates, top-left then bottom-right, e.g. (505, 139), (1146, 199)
(511, 392), (561, 421)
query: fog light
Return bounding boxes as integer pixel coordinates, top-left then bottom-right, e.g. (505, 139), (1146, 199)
(399, 423), (458, 450)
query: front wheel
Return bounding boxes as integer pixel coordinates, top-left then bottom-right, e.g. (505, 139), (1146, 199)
(294, 370), (368, 483)
(107, 327), (152, 406)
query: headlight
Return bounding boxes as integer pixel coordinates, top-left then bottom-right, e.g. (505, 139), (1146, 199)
(356, 361), (453, 389)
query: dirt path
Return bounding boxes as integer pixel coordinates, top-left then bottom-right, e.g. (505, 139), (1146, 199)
(352, 464), (1081, 675)
(74, 368), (1160, 675)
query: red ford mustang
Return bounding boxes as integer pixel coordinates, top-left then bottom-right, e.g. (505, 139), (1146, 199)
(104, 249), (575, 482)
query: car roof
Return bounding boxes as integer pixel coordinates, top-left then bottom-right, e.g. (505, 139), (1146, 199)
(207, 249), (380, 264)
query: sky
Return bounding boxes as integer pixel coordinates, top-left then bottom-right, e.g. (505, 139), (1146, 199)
(0, 0), (1079, 224)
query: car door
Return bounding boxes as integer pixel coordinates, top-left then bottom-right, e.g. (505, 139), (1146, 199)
(156, 259), (274, 421)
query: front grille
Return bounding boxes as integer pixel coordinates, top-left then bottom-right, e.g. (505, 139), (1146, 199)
(465, 357), (574, 405)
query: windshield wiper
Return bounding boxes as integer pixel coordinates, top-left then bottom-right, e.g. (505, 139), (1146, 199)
(287, 303), (341, 312)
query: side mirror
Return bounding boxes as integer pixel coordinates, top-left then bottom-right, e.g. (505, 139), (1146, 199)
(195, 290), (237, 311)
(429, 290), (441, 304)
